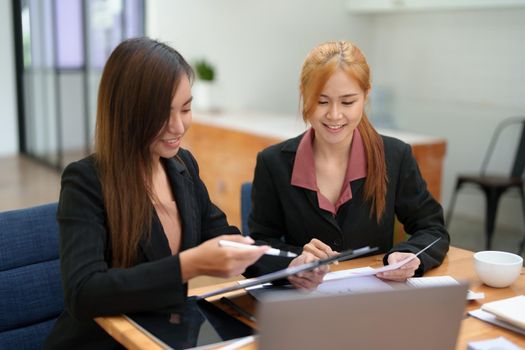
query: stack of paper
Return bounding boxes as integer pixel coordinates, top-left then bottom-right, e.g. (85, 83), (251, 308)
(407, 276), (485, 300)
(481, 295), (525, 330)
(469, 295), (525, 336)
(468, 336), (522, 350)
(469, 309), (525, 336)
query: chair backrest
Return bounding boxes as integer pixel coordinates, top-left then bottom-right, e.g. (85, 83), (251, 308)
(240, 182), (252, 236)
(511, 119), (525, 178)
(0, 203), (63, 349)
(480, 117), (525, 178)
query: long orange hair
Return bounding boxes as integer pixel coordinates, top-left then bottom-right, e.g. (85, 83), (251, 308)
(95, 37), (194, 267)
(300, 41), (387, 221)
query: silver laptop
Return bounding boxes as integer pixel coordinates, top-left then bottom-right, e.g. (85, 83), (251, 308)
(257, 283), (468, 350)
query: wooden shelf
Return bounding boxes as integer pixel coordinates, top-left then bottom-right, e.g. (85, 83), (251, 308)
(347, 0), (525, 14)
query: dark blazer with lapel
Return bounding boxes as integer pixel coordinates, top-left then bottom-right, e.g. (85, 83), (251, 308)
(45, 149), (239, 349)
(246, 133), (449, 277)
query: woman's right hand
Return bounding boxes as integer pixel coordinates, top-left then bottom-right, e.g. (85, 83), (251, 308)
(287, 239), (338, 290)
(179, 235), (268, 281)
(302, 238), (338, 260)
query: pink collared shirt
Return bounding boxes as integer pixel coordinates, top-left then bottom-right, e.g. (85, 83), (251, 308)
(290, 128), (367, 215)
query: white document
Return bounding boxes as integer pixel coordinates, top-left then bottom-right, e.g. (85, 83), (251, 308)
(407, 276), (485, 300)
(469, 309), (525, 336)
(324, 256), (418, 279)
(315, 275), (393, 295)
(322, 237), (442, 279)
(322, 267), (377, 281)
(467, 336), (522, 350)
(245, 269), (392, 296)
(320, 257), (422, 280)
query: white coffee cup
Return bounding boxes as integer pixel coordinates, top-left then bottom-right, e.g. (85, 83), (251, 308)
(473, 251), (523, 288)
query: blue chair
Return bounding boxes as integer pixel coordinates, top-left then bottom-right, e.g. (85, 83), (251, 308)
(241, 182), (252, 235)
(0, 203), (63, 349)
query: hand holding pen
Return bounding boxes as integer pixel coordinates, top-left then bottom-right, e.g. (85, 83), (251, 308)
(180, 235), (269, 280)
(218, 239), (297, 258)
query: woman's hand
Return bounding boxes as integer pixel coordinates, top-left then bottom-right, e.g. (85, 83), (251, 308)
(287, 252), (328, 290)
(302, 238), (338, 260)
(287, 239), (337, 290)
(376, 252), (420, 282)
(179, 235), (268, 281)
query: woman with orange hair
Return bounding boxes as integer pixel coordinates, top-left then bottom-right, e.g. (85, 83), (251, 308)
(246, 41), (449, 289)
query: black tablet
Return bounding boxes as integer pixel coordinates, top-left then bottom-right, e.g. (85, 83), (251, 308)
(196, 246), (378, 300)
(125, 298), (253, 349)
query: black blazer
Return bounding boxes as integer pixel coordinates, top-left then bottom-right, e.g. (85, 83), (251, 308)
(45, 149), (240, 349)
(246, 133), (450, 277)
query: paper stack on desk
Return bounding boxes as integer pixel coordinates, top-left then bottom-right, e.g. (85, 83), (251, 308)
(406, 276), (485, 300)
(481, 295), (525, 330)
(468, 336), (522, 350)
(469, 295), (525, 336)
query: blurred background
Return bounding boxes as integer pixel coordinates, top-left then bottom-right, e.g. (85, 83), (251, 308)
(1, 0), (524, 254)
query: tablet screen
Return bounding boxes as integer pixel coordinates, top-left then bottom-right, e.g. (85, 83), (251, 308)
(125, 299), (254, 349)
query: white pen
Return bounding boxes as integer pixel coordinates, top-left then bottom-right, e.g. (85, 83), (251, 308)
(218, 239), (297, 258)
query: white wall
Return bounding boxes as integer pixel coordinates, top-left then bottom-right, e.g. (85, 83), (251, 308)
(0, 0), (18, 156)
(147, 0), (371, 115)
(369, 8), (525, 230)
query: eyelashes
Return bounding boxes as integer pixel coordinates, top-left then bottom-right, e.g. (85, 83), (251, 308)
(317, 101), (356, 106)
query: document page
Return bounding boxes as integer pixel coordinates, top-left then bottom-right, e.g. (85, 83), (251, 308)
(315, 275), (393, 295)
(321, 237), (441, 280)
(407, 276), (485, 300)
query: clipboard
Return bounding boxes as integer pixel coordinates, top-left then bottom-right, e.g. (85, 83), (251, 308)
(195, 246), (378, 300)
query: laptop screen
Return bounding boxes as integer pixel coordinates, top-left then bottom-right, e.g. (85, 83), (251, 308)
(256, 283), (468, 350)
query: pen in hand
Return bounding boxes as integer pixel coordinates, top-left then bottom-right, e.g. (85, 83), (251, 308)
(218, 239), (297, 258)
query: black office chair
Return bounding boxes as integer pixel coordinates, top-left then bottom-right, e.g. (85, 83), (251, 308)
(446, 117), (525, 254)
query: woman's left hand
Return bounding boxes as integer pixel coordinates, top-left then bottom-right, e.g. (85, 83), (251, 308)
(376, 252), (420, 282)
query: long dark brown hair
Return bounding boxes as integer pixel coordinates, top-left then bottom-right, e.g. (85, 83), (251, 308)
(300, 41), (387, 221)
(95, 37), (194, 267)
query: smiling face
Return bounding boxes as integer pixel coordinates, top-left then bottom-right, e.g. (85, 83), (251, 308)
(309, 68), (368, 149)
(149, 75), (192, 161)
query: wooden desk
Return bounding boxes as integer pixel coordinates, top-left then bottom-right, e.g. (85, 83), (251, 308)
(183, 111), (446, 229)
(95, 247), (525, 349)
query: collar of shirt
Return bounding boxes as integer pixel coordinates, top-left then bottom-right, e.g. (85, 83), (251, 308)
(290, 127), (367, 215)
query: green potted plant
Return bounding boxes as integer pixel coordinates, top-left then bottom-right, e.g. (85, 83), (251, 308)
(194, 59), (215, 82)
(193, 59), (216, 111)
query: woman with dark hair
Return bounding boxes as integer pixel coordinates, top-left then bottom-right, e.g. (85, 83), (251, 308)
(247, 41), (449, 289)
(45, 37), (267, 348)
